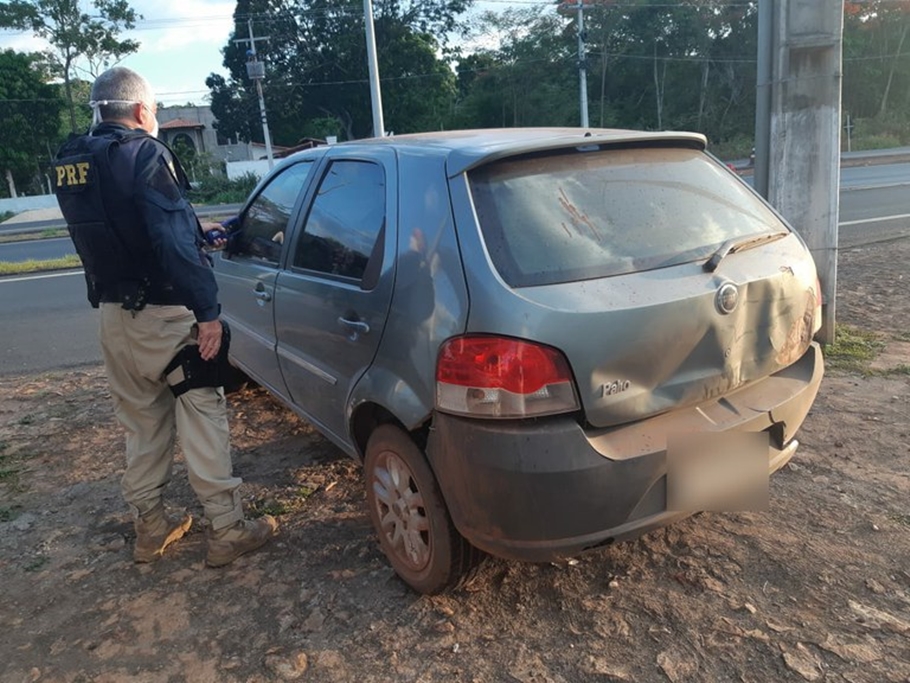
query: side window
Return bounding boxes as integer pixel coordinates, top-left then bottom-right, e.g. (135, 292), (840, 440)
(292, 160), (385, 282)
(232, 161), (313, 263)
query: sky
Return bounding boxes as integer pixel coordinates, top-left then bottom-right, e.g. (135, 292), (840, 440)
(0, 0), (236, 107)
(0, 0), (534, 109)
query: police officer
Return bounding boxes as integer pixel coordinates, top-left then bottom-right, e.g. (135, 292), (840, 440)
(54, 66), (277, 566)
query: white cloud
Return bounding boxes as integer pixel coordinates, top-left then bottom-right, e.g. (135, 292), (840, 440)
(0, 32), (51, 54)
(0, 0), (234, 105)
(126, 0), (234, 52)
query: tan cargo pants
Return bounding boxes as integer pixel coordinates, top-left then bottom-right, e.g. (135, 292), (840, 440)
(100, 303), (244, 530)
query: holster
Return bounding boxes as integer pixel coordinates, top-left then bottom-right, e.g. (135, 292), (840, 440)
(164, 320), (232, 397)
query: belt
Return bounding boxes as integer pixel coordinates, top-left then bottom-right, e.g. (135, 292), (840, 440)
(99, 281), (183, 307)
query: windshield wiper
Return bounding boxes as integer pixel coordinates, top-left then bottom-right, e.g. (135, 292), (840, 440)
(703, 230), (789, 272)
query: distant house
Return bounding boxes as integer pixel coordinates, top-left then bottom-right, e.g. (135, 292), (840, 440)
(155, 105), (288, 172)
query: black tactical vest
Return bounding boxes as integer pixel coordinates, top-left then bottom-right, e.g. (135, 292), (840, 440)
(53, 128), (189, 309)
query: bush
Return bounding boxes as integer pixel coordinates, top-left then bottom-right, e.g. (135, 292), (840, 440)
(852, 133), (902, 151)
(849, 114), (910, 151)
(705, 134), (754, 162)
(188, 173), (260, 205)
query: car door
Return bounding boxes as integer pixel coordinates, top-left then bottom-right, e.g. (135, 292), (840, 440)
(274, 149), (397, 446)
(214, 160), (315, 396)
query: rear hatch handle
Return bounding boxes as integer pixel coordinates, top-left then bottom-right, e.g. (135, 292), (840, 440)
(703, 230), (789, 272)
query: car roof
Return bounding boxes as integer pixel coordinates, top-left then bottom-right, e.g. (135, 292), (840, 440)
(295, 127), (708, 178)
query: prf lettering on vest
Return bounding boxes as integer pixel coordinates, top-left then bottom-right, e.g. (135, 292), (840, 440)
(56, 162), (91, 187)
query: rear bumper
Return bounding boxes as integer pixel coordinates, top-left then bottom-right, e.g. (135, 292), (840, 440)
(426, 342), (823, 562)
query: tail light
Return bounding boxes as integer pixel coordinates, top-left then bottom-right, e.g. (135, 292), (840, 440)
(436, 336), (580, 418)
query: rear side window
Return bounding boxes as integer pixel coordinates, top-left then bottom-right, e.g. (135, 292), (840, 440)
(468, 147), (786, 286)
(292, 159), (385, 282)
(234, 161), (313, 263)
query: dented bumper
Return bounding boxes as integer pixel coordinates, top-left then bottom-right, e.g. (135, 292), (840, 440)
(427, 342), (823, 562)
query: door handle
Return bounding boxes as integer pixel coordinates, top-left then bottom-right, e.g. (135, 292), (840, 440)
(338, 317), (370, 341)
(253, 283), (272, 304)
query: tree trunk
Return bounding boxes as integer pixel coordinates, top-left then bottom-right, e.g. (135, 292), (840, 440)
(697, 59), (710, 130)
(879, 21), (909, 117)
(600, 47), (608, 128)
(5, 168), (18, 199)
(653, 43), (665, 129)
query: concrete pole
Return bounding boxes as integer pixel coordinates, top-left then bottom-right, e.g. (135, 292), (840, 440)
(364, 0), (385, 138)
(760, 0), (843, 344)
(254, 78), (274, 169)
(236, 20), (274, 169)
(753, 0), (773, 199)
(248, 21), (274, 169)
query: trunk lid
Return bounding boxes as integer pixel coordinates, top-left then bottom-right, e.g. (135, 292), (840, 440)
(464, 145), (819, 428)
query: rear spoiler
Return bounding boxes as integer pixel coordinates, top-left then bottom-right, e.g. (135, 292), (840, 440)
(446, 130), (708, 178)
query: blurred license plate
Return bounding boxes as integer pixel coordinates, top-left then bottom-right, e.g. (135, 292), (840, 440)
(667, 432), (769, 512)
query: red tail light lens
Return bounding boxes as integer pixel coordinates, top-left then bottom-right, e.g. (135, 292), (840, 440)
(436, 336), (580, 418)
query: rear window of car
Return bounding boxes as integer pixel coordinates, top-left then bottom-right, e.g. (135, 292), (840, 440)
(468, 146), (787, 287)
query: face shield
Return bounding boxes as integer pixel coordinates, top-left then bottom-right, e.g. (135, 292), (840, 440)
(89, 99), (159, 137)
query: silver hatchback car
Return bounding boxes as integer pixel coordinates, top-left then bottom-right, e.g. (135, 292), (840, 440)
(214, 128), (824, 594)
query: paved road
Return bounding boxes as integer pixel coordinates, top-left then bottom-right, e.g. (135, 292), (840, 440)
(1, 271), (99, 376)
(0, 237), (77, 263)
(0, 203), (241, 238)
(1, 173), (909, 377)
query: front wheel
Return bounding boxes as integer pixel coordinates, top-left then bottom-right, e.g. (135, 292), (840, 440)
(364, 424), (482, 594)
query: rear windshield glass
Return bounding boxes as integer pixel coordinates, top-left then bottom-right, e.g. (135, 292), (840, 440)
(468, 146), (787, 287)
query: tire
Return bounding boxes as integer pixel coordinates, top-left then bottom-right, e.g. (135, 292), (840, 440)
(364, 424), (482, 594)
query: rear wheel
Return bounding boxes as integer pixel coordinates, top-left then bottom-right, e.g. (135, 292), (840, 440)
(364, 424), (481, 594)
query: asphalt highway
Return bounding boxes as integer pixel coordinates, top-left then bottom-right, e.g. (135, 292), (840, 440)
(0, 171), (908, 377)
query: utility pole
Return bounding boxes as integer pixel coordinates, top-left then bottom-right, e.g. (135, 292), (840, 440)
(234, 19), (275, 169)
(363, 0), (385, 138)
(576, 1), (590, 128)
(754, 0), (843, 344)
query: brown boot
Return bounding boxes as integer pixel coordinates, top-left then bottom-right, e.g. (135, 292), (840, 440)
(206, 516), (278, 568)
(134, 504), (192, 563)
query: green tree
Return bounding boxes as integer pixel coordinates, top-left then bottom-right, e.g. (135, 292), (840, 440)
(0, 0), (140, 133)
(843, 1), (910, 120)
(208, 0), (469, 143)
(0, 50), (64, 197)
(453, 7), (576, 129)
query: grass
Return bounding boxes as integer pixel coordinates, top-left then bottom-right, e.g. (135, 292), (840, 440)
(824, 325), (910, 376)
(876, 364), (910, 376)
(0, 442), (21, 487)
(0, 228), (67, 245)
(250, 485), (318, 518)
(824, 325), (886, 372)
(0, 254), (82, 276)
(0, 210), (15, 223)
(24, 556), (49, 572)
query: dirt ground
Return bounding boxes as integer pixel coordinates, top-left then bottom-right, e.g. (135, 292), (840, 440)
(2, 234), (909, 683)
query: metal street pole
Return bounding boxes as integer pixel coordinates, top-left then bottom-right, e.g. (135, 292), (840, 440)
(577, 1), (589, 128)
(363, 0), (385, 138)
